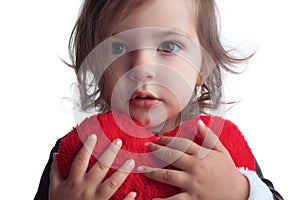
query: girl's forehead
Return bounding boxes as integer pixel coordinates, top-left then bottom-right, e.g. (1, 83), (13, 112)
(113, 0), (198, 42)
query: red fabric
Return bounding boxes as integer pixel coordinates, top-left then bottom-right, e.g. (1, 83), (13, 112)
(56, 111), (256, 200)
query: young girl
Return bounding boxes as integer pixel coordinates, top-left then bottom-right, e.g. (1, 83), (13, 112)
(35, 0), (283, 199)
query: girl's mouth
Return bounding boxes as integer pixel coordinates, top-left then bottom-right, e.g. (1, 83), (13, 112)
(129, 92), (161, 108)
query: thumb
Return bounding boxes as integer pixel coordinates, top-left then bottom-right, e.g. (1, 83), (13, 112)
(198, 120), (225, 152)
(49, 153), (63, 189)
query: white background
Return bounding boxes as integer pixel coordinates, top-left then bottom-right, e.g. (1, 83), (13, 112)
(0, 0), (299, 199)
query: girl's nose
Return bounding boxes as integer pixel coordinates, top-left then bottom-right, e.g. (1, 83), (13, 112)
(128, 50), (156, 82)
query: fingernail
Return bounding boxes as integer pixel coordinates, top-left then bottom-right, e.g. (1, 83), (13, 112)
(85, 134), (97, 147)
(127, 159), (135, 168)
(156, 137), (161, 143)
(137, 166), (145, 173)
(114, 138), (122, 147)
(198, 120), (205, 127)
(89, 134), (97, 141)
(130, 191), (137, 198)
(52, 153), (58, 160)
(145, 142), (154, 149)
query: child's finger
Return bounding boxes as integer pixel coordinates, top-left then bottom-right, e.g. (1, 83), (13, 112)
(137, 166), (190, 190)
(152, 192), (190, 200)
(49, 153), (63, 189)
(123, 191), (137, 200)
(156, 136), (200, 155)
(197, 120), (225, 152)
(86, 138), (122, 184)
(98, 138), (122, 166)
(96, 159), (135, 199)
(69, 134), (97, 180)
(146, 142), (193, 171)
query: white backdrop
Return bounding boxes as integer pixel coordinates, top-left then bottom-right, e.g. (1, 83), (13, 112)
(0, 0), (299, 199)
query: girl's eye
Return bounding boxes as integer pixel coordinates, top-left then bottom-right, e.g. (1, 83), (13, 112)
(112, 42), (128, 54)
(158, 41), (181, 53)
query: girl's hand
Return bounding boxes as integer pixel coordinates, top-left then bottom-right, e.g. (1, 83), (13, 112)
(137, 121), (250, 200)
(49, 134), (137, 200)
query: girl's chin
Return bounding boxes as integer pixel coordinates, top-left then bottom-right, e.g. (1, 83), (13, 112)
(131, 115), (163, 127)
(129, 113), (165, 131)
(139, 120), (167, 134)
(130, 113), (179, 134)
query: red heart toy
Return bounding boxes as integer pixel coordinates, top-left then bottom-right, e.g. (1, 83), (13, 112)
(56, 111), (255, 199)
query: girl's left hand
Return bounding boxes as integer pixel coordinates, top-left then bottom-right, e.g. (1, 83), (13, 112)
(137, 120), (250, 200)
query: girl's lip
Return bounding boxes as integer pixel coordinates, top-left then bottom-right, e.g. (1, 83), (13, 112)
(129, 98), (161, 108)
(129, 91), (162, 108)
(130, 91), (159, 100)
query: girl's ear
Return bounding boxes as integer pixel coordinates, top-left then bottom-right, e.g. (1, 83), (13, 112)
(196, 74), (204, 86)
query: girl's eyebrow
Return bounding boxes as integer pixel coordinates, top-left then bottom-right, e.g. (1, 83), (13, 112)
(111, 28), (192, 39)
(154, 28), (192, 39)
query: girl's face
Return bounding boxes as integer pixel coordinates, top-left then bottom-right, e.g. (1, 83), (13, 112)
(103, 0), (203, 133)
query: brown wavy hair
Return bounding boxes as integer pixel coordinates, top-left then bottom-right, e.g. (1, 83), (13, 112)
(67, 0), (252, 115)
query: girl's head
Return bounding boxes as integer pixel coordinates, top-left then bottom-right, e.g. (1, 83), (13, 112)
(69, 0), (249, 131)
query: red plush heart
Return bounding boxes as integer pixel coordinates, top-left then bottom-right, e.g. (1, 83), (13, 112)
(56, 111), (255, 200)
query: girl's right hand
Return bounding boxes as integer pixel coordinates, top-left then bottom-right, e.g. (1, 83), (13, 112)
(49, 134), (136, 200)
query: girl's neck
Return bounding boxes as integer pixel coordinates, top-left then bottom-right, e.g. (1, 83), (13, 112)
(150, 114), (181, 136)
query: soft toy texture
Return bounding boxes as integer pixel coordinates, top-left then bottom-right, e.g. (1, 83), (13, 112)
(56, 111), (256, 200)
